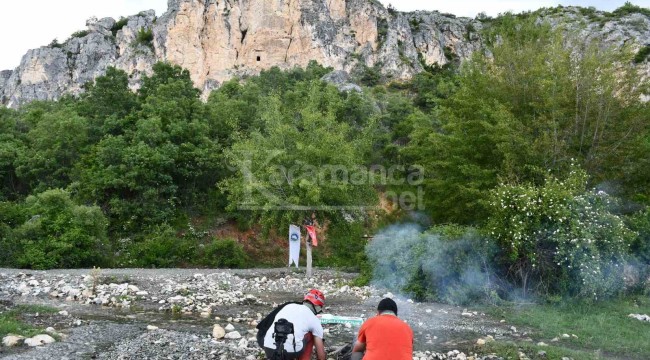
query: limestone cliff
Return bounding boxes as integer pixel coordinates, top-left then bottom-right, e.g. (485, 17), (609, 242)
(1, 1), (649, 107)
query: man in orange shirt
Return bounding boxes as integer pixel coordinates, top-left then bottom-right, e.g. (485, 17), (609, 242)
(351, 298), (413, 360)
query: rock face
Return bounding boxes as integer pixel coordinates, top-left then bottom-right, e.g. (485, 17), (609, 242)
(1, 1), (649, 107)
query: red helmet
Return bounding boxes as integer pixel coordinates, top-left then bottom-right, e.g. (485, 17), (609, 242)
(304, 289), (325, 307)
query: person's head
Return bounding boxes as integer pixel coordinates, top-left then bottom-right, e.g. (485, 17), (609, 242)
(377, 298), (398, 316)
(303, 289), (325, 314)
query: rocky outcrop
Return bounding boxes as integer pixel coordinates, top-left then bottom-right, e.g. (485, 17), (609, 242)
(321, 70), (362, 92)
(1, 1), (649, 107)
(0, 11), (157, 108)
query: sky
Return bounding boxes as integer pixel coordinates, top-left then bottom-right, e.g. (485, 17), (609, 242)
(0, 0), (648, 70)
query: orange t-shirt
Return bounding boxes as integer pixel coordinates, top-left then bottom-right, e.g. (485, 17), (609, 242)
(357, 314), (413, 360)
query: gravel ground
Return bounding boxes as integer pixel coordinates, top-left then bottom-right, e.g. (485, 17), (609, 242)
(0, 268), (519, 360)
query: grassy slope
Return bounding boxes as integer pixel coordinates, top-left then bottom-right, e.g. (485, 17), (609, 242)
(481, 296), (650, 359)
(0, 304), (58, 339)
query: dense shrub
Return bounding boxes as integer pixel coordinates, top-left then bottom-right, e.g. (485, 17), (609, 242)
(487, 167), (635, 300)
(628, 210), (650, 264)
(612, 2), (650, 17)
(634, 45), (650, 63)
(70, 30), (90, 39)
(358, 65), (382, 86)
(197, 238), (248, 268)
(48, 39), (63, 48)
(135, 28), (154, 49)
(314, 222), (366, 268)
(111, 17), (129, 37)
(10, 189), (109, 269)
(118, 225), (247, 268)
(119, 225), (189, 268)
(0, 202), (24, 267)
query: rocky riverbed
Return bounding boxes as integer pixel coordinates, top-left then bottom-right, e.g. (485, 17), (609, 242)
(0, 268), (522, 360)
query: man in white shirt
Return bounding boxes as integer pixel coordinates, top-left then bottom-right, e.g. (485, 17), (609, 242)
(259, 289), (327, 360)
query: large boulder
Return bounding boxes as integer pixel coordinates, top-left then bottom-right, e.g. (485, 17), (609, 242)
(24, 334), (55, 347)
(2, 335), (24, 347)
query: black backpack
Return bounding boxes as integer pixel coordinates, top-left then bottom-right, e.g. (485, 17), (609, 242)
(256, 302), (301, 347)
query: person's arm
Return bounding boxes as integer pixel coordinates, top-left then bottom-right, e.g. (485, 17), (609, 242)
(352, 320), (367, 355)
(352, 341), (366, 353)
(313, 336), (327, 360)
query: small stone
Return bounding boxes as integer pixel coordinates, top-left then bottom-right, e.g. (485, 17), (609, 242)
(538, 350), (547, 357)
(58, 310), (69, 316)
(224, 331), (242, 339)
(225, 323), (235, 331)
(212, 325), (226, 339)
(476, 338), (486, 345)
(537, 342), (547, 346)
(147, 325), (159, 331)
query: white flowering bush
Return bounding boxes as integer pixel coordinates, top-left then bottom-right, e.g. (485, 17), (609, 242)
(487, 166), (635, 300)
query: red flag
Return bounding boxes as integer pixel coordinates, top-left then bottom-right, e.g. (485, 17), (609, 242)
(305, 225), (318, 246)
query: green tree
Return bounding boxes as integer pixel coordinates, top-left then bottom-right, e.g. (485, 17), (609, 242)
(78, 67), (138, 120)
(77, 67), (138, 140)
(0, 201), (24, 267)
(0, 108), (25, 200)
(406, 16), (649, 224)
(12, 189), (108, 269)
(76, 62), (222, 233)
(221, 81), (377, 229)
(15, 107), (90, 193)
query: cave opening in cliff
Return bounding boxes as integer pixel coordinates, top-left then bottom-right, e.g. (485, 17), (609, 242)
(257, 56), (261, 62)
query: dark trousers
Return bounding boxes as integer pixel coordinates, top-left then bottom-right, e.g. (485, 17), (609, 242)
(263, 333), (313, 360)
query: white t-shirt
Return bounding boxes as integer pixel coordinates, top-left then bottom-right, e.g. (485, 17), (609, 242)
(263, 303), (324, 352)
